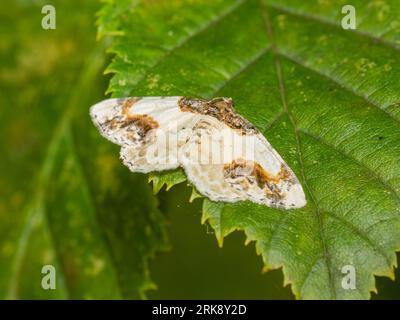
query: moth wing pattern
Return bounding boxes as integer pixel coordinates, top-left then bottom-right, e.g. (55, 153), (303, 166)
(90, 96), (307, 209)
(180, 118), (306, 209)
(179, 118), (244, 202)
(90, 96), (193, 173)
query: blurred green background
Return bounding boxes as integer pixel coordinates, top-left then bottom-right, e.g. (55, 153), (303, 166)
(1, 0), (399, 299)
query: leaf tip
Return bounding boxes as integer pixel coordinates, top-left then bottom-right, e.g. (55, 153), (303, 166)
(217, 235), (224, 248)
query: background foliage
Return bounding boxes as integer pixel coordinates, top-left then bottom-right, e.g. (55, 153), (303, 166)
(1, 0), (400, 299)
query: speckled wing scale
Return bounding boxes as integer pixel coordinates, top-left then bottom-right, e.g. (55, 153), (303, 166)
(90, 96), (306, 209)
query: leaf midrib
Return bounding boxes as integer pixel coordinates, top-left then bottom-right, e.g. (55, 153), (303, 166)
(8, 47), (111, 299)
(260, 0), (336, 298)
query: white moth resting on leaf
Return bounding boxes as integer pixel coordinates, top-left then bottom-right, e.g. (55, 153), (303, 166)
(90, 96), (306, 209)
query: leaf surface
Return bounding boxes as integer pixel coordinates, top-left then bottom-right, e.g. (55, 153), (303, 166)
(99, 0), (400, 299)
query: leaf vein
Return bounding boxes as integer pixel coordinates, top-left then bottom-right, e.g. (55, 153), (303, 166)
(261, 0), (337, 299)
(300, 130), (400, 202)
(127, 0), (247, 96)
(279, 52), (400, 125)
(268, 1), (400, 51)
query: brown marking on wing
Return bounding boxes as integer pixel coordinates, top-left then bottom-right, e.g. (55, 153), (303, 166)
(120, 114), (159, 138)
(103, 118), (119, 130)
(178, 97), (258, 135)
(101, 97), (158, 142)
(223, 159), (292, 200)
(224, 159), (291, 185)
(122, 98), (140, 116)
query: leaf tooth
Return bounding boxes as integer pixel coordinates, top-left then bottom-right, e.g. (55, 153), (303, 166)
(189, 185), (203, 203)
(148, 176), (164, 194)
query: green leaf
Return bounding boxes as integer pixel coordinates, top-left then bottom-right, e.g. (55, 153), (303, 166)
(0, 0), (167, 299)
(149, 170), (186, 194)
(99, 0), (400, 299)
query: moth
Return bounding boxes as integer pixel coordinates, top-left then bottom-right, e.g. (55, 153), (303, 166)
(90, 96), (306, 209)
